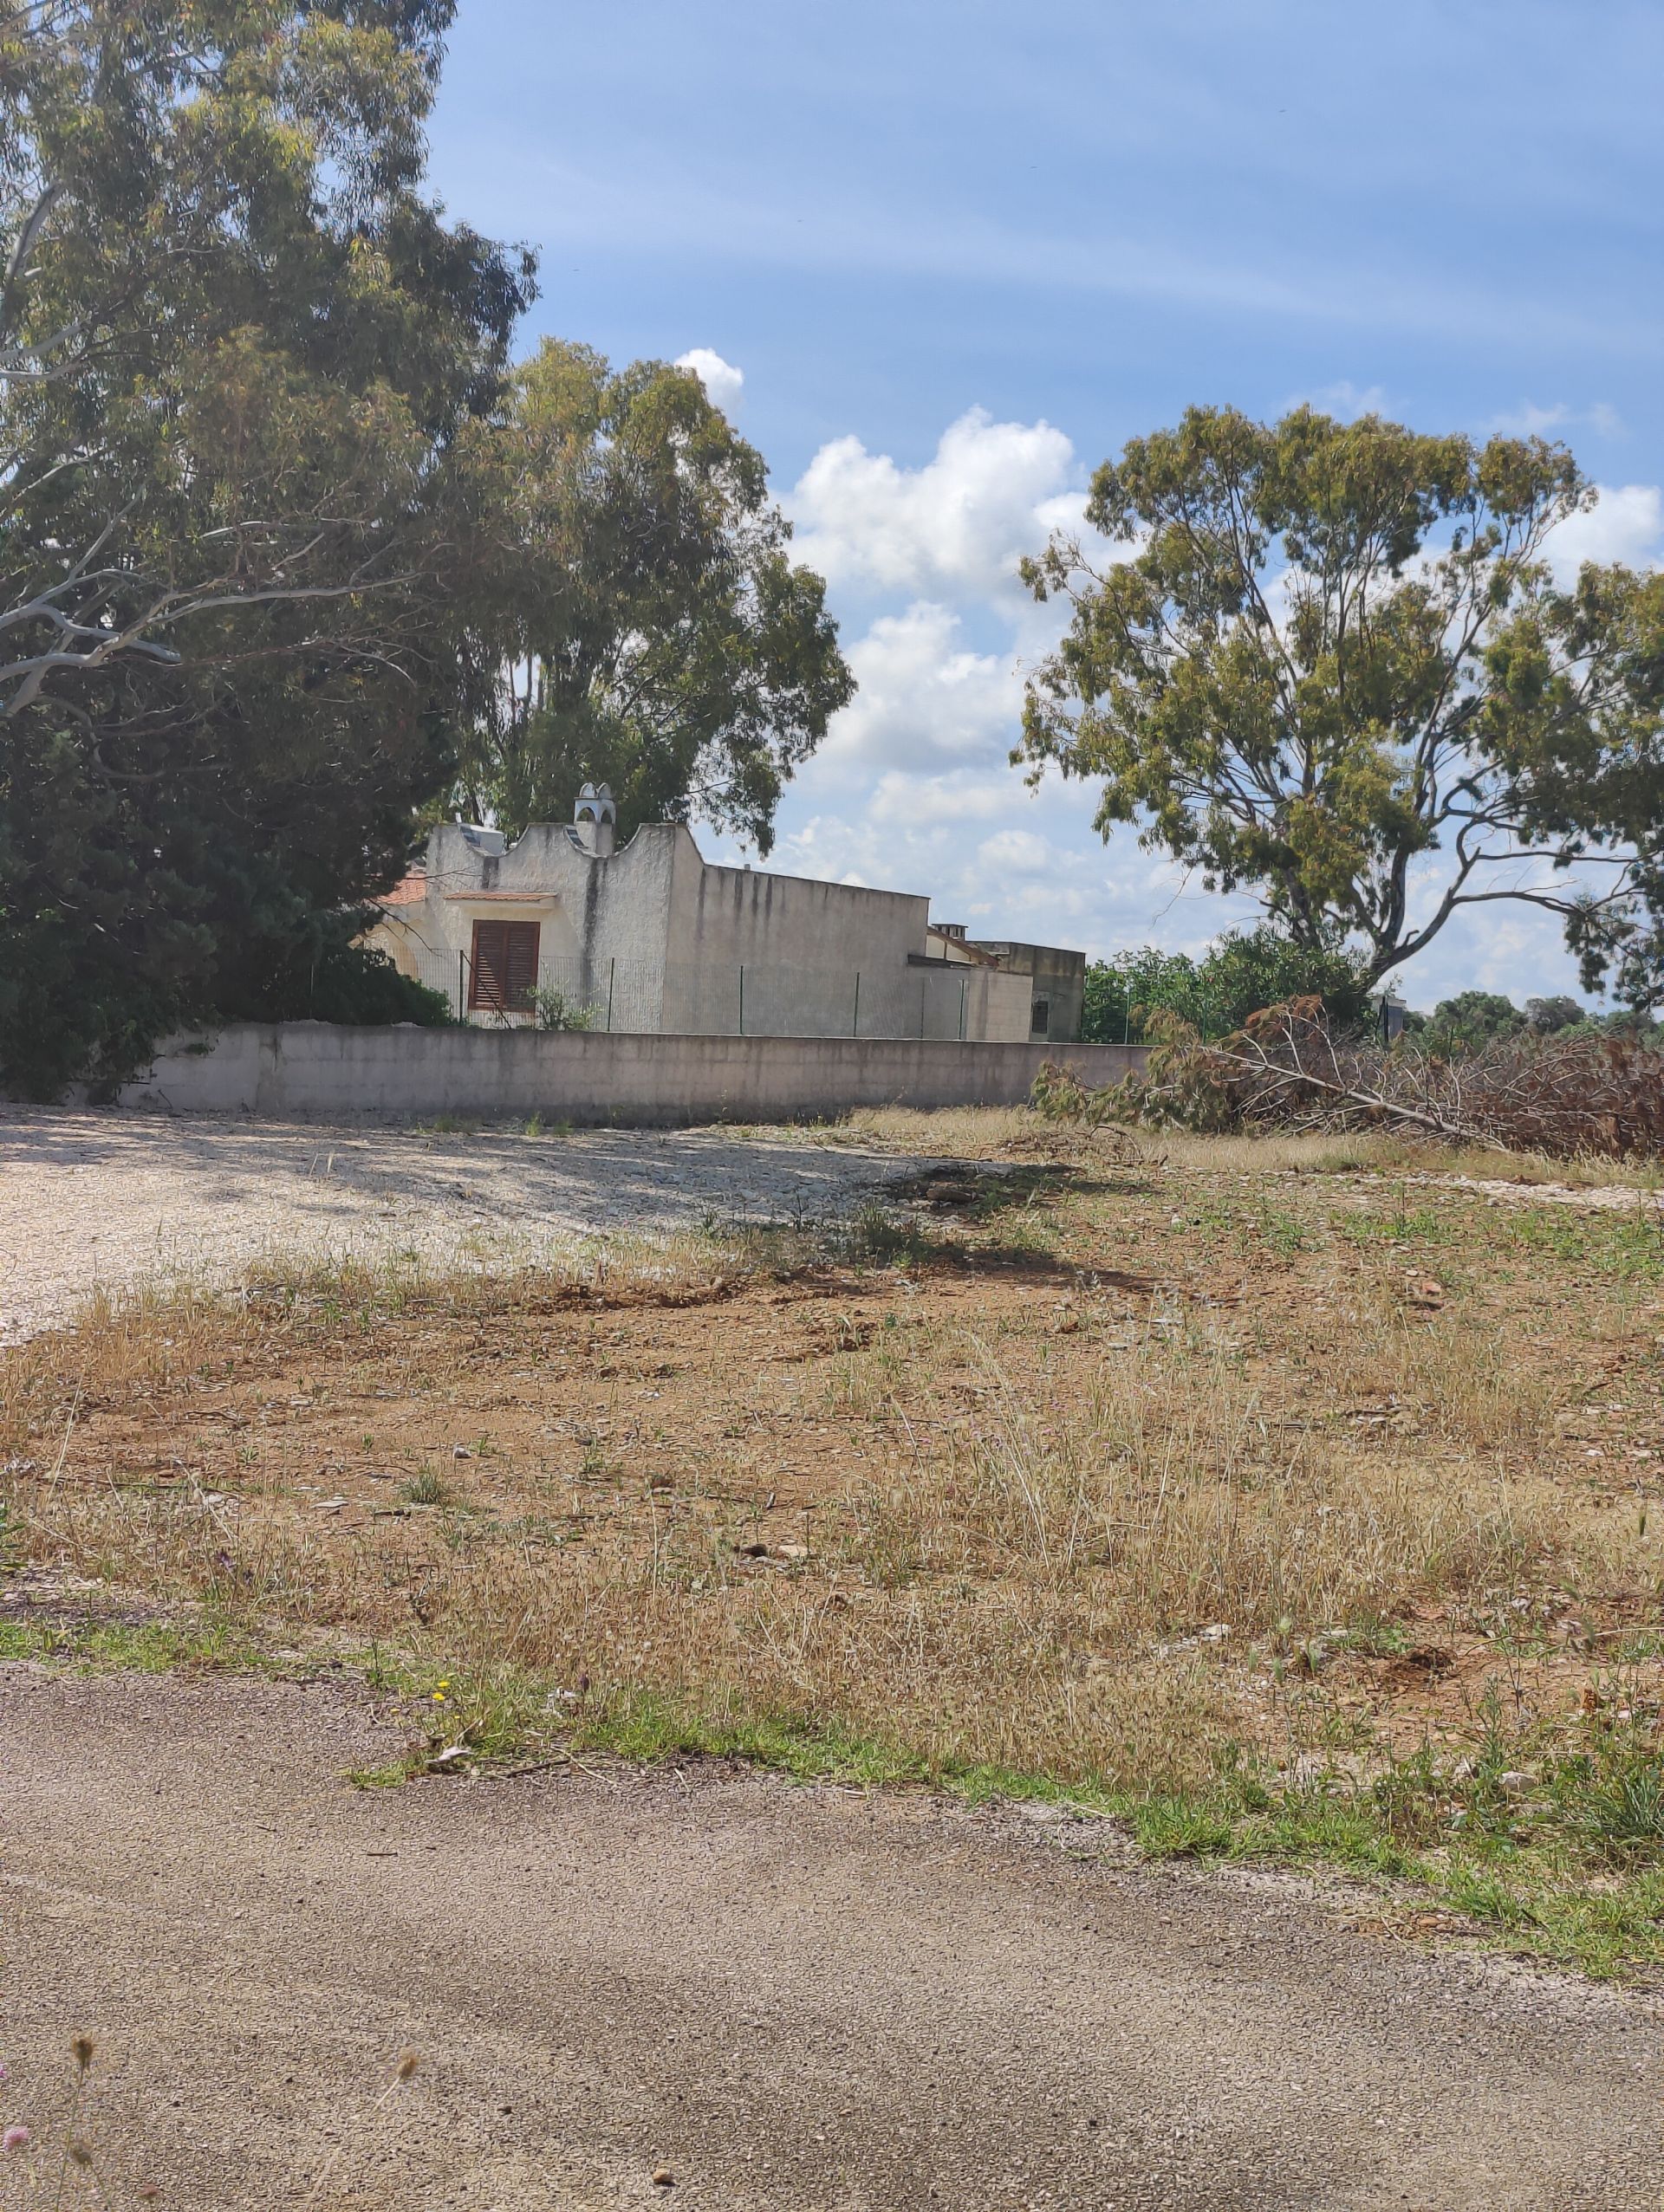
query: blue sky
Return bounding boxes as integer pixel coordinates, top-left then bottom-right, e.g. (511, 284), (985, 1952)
(426, 0), (1664, 1007)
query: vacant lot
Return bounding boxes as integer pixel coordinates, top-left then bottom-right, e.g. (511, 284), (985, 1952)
(0, 1111), (927, 1342)
(5, 1108), (1664, 1974)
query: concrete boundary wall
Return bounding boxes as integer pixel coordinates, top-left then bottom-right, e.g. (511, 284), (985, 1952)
(117, 1023), (1149, 1125)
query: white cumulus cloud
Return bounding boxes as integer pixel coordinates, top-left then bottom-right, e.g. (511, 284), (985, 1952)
(816, 601), (1018, 775)
(789, 407), (1083, 603)
(976, 827), (1054, 875)
(1543, 483), (1663, 581)
(869, 769), (1011, 826)
(674, 347), (744, 412)
(720, 396), (1655, 998)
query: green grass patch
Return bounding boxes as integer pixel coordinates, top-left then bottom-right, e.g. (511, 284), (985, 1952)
(343, 1660), (1664, 1978)
(1334, 1199), (1451, 1247)
(397, 1466), (454, 1508)
(10, 1616), (1662, 1981)
(0, 1612), (263, 1672)
(1505, 1207), (1664, 1280)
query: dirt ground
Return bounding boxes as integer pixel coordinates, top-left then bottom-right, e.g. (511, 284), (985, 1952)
(0, 1112), (929, 1342)
(10, 1130), (1661, 1772)
(4, 1664), (1661, 2212)
(7, 1108), (1664, 2202)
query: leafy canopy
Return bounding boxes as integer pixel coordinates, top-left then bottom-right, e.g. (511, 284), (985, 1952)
(0, 0), (533, 1093)
(1018, 405), (1664, 1002)
(445, 341), (853, 855)
(1079, 926), (1373, 1044)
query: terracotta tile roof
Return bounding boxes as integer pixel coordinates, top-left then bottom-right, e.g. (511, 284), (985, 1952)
(379, 872), (427, 909)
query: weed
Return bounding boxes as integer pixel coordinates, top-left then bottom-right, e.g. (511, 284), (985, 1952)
(0, 1613), (261, 1671)
(397, 1468), (452, 1508)
(835, 1202), (933, 1268)
(1336, 1613), (1413, 1658)
(1258, 1208), (1308, 1257)
(1337, 1205), (1448, 1245)
(529, 985), (597, 1032)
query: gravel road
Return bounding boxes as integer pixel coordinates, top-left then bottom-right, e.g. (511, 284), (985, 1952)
(0, 1111), (920, 1342)
(3, 1666), (1658, 2210)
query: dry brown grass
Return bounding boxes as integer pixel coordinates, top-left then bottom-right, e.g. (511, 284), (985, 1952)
(6, 1119), (1659, 1798)
(833, 1103), (1664, 1188)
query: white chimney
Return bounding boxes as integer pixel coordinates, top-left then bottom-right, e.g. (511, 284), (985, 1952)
(573, 782), (617, 859)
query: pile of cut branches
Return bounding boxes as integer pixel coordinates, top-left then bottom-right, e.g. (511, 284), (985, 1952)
(1037, 1000), (1664, 1158)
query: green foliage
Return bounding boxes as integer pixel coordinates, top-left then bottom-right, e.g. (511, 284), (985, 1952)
(397, 1467), (453, 1507)
(1019, 405), (1664, 1003)
(0, 2), (535, 1097)
(1080, 925), (1372, 1042)
(446, 341), (854, 854)
(530, 984), (598, 1033)
(1081, 946), (1214, 1041)
(1524, 994), (1587, 1035)
(1408, 989), (1659, 1059)
(1420, 990), (1529, 1058)
(1030, 1058), (1125, 1125)
(1034, 1008), (1238, 1133)
(218, 912), (453, 1031)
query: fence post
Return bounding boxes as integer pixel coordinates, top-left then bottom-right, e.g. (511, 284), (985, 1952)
(606, 957), (615, 1033)
(458, 950), (465, 1023)
(851, 971), (861, 1037)
(959, 976), (967, 1041)
(738, 964), (745, 1036)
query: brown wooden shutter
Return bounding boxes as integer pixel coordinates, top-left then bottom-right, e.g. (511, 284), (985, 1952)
(504, 921), (539, 1009)
(470, 919), (540, 1012)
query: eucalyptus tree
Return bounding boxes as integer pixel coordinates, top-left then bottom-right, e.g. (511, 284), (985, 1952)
(446, 340), (854, 855)
(0, 0), (534, 1093)
(1017, 405), (1664, 1007)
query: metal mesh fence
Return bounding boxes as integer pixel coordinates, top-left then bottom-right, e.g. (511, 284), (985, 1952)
(404, 946), (1009, 1040)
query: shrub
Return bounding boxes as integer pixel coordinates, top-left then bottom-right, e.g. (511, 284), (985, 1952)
(530, 986), (598, 1033)
(1080, 927), (1372, 1044)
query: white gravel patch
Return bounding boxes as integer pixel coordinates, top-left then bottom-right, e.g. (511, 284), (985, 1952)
(0, 1111), (925, 1343)
(1420, 1174), (1664, 1212)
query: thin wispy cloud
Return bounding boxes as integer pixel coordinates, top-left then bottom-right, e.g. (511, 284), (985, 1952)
(507, 152), (1664, 360)
(1487, 399), (1626, 438)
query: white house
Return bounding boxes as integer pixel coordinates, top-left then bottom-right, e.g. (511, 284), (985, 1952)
(368, 786), (1084, 1044)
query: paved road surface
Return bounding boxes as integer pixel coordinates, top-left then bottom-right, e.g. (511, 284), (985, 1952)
(2, 1668), (1658, 2209)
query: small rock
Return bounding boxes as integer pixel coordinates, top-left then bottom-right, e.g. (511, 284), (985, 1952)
(452, 1445), (473, 1459)
(774, 1542), (809, 1561)
(1498, 1770), (1532, 1795)
(651, 2169), (674, 2189)
(1197, 1623), (1232, 1643)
